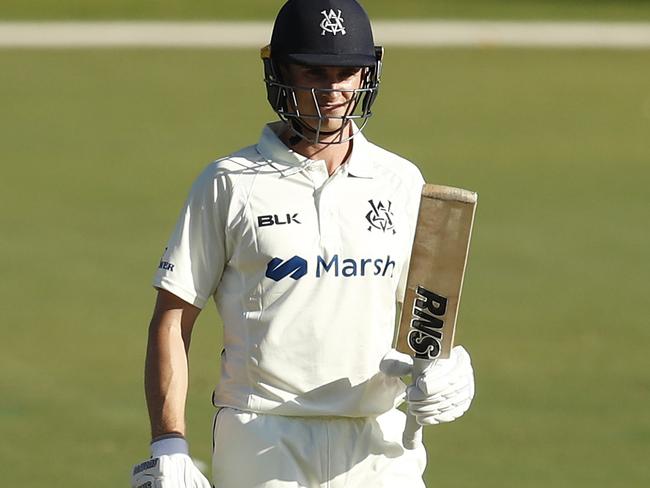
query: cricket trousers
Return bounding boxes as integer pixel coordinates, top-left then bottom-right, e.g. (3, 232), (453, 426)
(211, 407), (427, 488)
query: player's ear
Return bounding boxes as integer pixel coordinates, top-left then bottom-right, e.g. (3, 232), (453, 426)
(278, 62), (301, 85)
(261, 45), (289, 113)
(360, 46), (383, 114)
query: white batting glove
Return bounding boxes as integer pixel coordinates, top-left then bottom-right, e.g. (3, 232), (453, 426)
(131, 437), (211, 488)
(381, 345), (475, 426)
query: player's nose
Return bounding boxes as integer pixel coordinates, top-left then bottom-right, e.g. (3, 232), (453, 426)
(320, 68), (352, 89)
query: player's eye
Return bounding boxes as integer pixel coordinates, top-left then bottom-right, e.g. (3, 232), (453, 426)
(302, 67), (326, 78)
(341, 68), (361, 79)
(334, 69), (363, 85)
(295, 66), (362, 86)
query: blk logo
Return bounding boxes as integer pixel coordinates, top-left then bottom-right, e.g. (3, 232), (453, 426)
(366, 200), (396, 234)
(320, 9), (346, 36)
(407, 285), (448, 360)
(258, 213), (301, 227)
(265, 256), (308, 282)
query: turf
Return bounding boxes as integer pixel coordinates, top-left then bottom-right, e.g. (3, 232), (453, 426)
(2, 0), (650, 21)
(1, 47), (649, 487)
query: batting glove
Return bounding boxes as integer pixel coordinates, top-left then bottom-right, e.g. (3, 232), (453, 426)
(131, 437), (211, 488)
(380, 345), (475, 426)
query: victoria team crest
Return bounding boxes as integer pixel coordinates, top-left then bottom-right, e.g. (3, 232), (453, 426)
(366, 200), (396, 234)
(320, 9), (346, 36)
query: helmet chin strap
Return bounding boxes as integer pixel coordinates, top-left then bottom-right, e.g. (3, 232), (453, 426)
(288, 116), (352, 146)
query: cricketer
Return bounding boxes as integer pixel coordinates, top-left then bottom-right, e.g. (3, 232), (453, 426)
(131, 1), (475, 487)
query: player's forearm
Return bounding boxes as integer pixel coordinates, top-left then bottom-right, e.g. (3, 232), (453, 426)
(144, 316), (190, 440)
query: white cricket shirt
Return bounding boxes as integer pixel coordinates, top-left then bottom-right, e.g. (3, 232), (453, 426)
(154, 122), (425, 417)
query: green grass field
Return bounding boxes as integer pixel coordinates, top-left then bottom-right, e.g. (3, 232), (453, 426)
(3, 0), (650, 20)
(1, 46), (649, 487)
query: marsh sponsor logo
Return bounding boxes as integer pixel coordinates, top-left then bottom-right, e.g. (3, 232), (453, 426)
(316, 254), (396, 278)
(265, 256), (308, 281)
(265, 254), (396, 281)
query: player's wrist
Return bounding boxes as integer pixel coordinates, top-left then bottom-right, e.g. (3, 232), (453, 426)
(133, 435), (210, 488)
(150, 435), (189, 457)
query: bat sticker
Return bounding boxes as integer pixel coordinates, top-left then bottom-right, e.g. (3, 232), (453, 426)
(407, 285), (448, 360)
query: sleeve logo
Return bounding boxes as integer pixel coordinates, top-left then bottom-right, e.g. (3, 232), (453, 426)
(158, 247), (175, 272)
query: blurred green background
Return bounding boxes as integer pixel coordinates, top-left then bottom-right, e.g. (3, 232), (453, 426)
(3, 0), (650, 20)
(1, 1), (649, 487)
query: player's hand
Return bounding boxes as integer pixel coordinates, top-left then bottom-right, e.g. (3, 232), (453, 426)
(380, 345), (475, 426)
(131, 437), (211, 488)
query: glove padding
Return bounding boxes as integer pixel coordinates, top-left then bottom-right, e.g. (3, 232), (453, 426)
(380, 345), (475, 426)
(132, 438), (211, 488)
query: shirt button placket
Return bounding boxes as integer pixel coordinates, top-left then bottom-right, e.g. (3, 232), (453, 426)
(306, 163), (326, 245)
(318, 176), (341, 253)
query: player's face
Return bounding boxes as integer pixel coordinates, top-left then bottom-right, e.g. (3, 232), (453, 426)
(283, 64), (365, 133)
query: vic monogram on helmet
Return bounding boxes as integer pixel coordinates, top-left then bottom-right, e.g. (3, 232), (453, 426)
(261, 0), (384, 144)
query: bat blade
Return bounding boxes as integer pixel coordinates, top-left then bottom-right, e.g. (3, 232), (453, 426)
(396, 183), (477, 449)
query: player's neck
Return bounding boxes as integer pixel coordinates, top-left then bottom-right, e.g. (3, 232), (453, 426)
(297, 140), (353, 176)
(282, 124), (354, 176)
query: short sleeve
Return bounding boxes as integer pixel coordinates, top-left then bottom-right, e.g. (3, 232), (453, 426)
(153, 165), (229, 309)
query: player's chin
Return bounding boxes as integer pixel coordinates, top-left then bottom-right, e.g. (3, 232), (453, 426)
(316, 114), (351, 131)
(321, 105), (352, 119)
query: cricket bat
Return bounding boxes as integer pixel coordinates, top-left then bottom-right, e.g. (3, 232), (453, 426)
(395, 183), (477, 449)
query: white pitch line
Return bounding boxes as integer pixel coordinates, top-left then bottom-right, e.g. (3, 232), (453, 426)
(374, 20), (650, 48)
(0, 22), (271, 48)
(1, 21), (650, 48)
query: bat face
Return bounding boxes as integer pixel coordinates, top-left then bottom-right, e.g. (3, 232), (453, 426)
(395, 184), (477, 361)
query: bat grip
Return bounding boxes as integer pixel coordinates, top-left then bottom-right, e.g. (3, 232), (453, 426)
(402, 357), (434, 450)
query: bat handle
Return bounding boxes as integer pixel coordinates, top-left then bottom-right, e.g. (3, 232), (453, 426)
(402, 357), (434, 450)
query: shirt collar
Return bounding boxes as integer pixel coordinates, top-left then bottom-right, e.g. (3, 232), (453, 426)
(345, 127), (375, 178)
(256, 122), (310, 170)
(256, 121), (375, 178)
